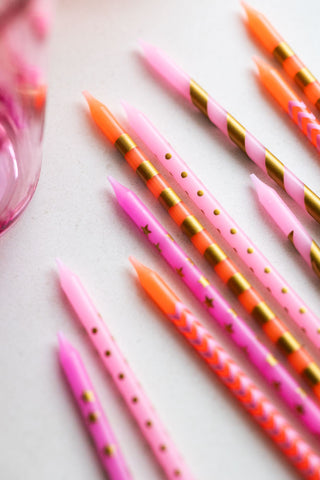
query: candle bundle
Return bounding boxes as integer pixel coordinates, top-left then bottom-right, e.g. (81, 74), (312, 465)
(123, 102), (320, 349)
(139, 41), (320, 225)
(252, 175), (320, 280)
(57, 260), (195, 480)
(242, 3), (320, 111)
(83, 93), (320, 399)
(108, 176), (320, 438)
(130, 258), (320, 480)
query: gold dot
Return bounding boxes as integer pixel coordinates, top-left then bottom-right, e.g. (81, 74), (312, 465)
(165, 153), (172, 159)
(217, 228), (221, 234)
(132, 397), (138, 403)
(317, 328), (320, 334)
(299, 307), (306, 314)
(92, 327), (98, 334)
(103, 444), (116, 457)
(174, 470), (181, 477)
(284, 307), (288, 313)
(82, 390), (95, 403)
(88, 412), (100, 423)
(146, 420), (152, 427)
(197, 190), (204, 196)
(281, 287), (288, 294)
(250, 267), (254, 273)
(181, 171), (188, 178)
(213, 209), (220, 215)
(160, 444), (167, 452)
(118, 373), (125, 380)
(230, 228), (237, 234)
(247, 247), (254, 254)
(105, 350), (111, 356)
(264, 267), (271, 273)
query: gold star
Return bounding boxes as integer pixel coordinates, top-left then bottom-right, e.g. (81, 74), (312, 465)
(141, 224), (151, 235)
(272, 381), (281, 390)
(198, 275), (209, 287)
(296, 404), (305, 415)
(154, 242), (162, 252)
(166, 233), (174, 242)
(103, 444), (116, 457)
(225, 323), (234, 334)
(176, 267), (184, 277)
(204, 296), (214, 308)
(241, 346), (249, 355)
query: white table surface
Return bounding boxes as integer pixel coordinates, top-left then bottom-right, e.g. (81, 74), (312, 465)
(1, 1), (320, 478)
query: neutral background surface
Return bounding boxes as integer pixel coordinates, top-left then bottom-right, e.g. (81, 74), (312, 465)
(1, 1), (320, 479)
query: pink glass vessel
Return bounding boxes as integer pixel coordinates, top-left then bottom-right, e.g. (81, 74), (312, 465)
(109, 176), (320, 439)
(58, 332), (132, 480)
(0, 0), (51, 234)
(123, 102), (320, 350)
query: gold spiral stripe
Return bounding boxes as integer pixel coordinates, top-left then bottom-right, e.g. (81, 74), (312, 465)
(277, 332), (300, 354)
(159, 188), (181, 210)
(136, 160), (159, 182)
(252, 302), (275, 325)
(114, 134), (137, 156)
(226, 114), (246, 152)
(204, 244), (227, 266)
(310, 241), (320, 279)
(227, 273), (251, 296)
(304, 186), (320, 224)
(190, 79), (208, 116)
(295, 67), (316, 89)
(265, 150), (285, 188)
(181, 215), (203, 238)
(273, 42), (294, 63)
(303, 362), (320, 386)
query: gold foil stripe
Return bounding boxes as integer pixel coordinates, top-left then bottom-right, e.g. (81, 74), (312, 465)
(159, 188), (181, 210)
(295, 67), (316, 89)
(273, 42), (294, 63)
(190, 79), (209, 116)
(226, 114), (246, 152)
(227, 273), (251, 296)
(310, 241), (320, 279)
(181, 215), (203, 238)
(114, 134), (137, 156)
(304, 186), (320, 224)
(303, 362), (320, 386)
(136, 160), (159, 182)
(265, 150), (285, 188)
(277, 332), (300, 355)
(204, 244), (227, 266)
(252, 302), (275, 325)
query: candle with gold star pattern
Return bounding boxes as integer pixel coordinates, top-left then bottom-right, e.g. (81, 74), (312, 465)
(139, 41), (320, 225)
(252, 174), (320, 281)
(109, 176), (320, 437)
(58, 332), (132, 480)
(254, 57), (320, 153)
(130, 257), (320, 479)
(57, 260), (195, 480)
(242, 2), (320, 111)
(123, 101), (320, 350)
(83, 93), (320, 401)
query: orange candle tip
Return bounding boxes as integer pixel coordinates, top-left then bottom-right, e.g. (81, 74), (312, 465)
(252, 56), (271, 78)
(240, 2), (258, 22)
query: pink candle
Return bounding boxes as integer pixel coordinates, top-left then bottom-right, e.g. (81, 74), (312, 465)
(123, 102), (320, 349)
(58, 332), (132, 480)
(108, 176), (320, 438)
(57, 261), (195, 480)
(252, 174), (320, 281)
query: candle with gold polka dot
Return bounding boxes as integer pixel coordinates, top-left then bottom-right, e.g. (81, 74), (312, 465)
(130, 258), (320, 479)
(109, 177), (320, 438)
(58, 332), (132, 480)
(122, 102), (320, 350)
(57, 262), (195, 480)
(139, 42), (320, 225)
(83, 93), (320, 401)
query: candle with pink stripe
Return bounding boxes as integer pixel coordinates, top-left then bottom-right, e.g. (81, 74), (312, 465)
(57, 260), (195, 480)
(108, 176), (320, 438)
(252, 174), (320, 281)
(123, 102), (320, 349)
(139, 41), (320, 224)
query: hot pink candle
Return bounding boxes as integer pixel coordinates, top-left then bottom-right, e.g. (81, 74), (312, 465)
(57, 261), (195, 480)
(58, 332), (132, 480)
(123, 102), (320, 349)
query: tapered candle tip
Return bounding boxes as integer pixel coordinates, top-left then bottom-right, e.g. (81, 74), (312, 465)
(250, 173), (262, 190)
(107, 175), (118, 192)
(252, 56), (269, 77)
(129, 256), (143, 273)
(240, 1), (255, 18)
(58, 331), (68, 350)
(56, 257), (65, 274)
(121, 100), (136, 119)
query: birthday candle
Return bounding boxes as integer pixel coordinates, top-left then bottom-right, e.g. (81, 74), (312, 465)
(83, 94), (320, 400)
(108, 177), (320, 437)
(58, 332), (132, 480)
(130, 258), (320, 479)
(57, 261), (195, 480)
(123, 102), (320, 350)
(139, 41), (320, 225)
(254, 57), (320, 153)
(252, 174), (320, 281)
(242, 2), (320, 111)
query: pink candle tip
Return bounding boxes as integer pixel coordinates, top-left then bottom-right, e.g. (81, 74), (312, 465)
(108, 176), (130, 203)
(58, 331), (72, 359)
